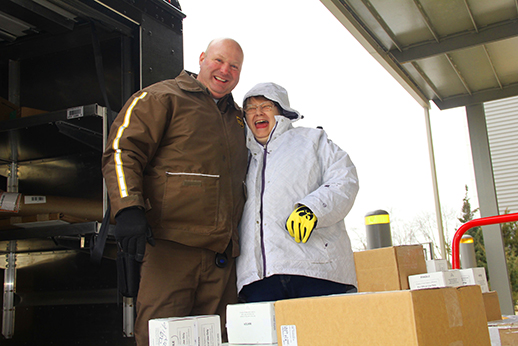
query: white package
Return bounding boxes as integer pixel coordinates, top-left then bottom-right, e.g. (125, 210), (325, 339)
(426, 259), (449, 273)
(149, 315), (221, 346)
(459, 267), (490, 293)
(226, 301), (277, 344)
(408, 270), (463, 290)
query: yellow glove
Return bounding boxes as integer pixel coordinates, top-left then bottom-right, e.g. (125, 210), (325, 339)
(286, 206), (318, 243)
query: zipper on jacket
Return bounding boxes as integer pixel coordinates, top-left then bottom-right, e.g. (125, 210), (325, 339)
(257, 122), (278, 279)
(259, 144), (268, 278)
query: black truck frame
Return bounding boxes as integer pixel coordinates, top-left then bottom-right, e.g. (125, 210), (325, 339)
(0, 1), (185, 344)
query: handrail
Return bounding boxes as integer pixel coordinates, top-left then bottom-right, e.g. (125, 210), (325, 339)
(451, 212), (518, 269)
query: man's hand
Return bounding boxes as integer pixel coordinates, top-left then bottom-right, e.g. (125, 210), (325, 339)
(286, 205), (318, 243)
(114, 207), (155, 262)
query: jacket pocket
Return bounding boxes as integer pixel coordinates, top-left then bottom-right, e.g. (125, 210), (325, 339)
(161, 172), (220, 232)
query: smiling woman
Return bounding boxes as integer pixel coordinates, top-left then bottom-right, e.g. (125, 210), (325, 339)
(243, 97), (279, 144)
(236, 81), (359, 303)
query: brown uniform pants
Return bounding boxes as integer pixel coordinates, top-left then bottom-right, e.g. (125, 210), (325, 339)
(135, 239), (237, 346)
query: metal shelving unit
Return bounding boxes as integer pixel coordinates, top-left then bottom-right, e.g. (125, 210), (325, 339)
(0, 1), (184, 344)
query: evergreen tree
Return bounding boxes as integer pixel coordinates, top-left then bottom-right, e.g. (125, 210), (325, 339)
(501, 210), (518, 304)
(458, 186), (486, 273)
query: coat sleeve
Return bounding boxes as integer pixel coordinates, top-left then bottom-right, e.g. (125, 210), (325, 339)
(297, 130), (359, 228)
(101, 90), (170, 216)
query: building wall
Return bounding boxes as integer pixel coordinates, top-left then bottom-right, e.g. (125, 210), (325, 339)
(484, 96), (518, 214)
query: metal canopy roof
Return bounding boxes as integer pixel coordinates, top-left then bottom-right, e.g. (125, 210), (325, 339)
(321, 0), (518, 110)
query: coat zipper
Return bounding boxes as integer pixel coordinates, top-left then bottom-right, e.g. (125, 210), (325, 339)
(259, 143), (268, 278)
(258, 122), (278, 279)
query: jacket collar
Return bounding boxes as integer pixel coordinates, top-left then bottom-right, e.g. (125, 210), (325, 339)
(177, 70), (238, 111)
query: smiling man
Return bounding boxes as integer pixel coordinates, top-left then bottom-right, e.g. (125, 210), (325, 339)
(197, 38), (243, 99)
(102, 38), (247, 345)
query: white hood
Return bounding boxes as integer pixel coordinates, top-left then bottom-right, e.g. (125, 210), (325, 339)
(243, 82), (302, 120)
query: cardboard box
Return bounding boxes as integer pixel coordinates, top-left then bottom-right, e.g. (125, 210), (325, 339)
(483, 291), (502, 322)
(0, 97), (17, 122)
(354, 245), (427, 292)
(426, 259), (449, 272)
(0, 213), (88, 231)
(488, 315), (518, 345)
(149, 315), (221, 346)
(15, 106), (46, 118)
(459, 267), (490, 293)
(0, 97), (46, 121)
(408, 270), (463, 290)
(226, 301), (276, 345)
(274, 286), (490, 346)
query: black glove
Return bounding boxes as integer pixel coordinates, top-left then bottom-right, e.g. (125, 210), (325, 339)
(114, 207), (155, 297)
(114, 207), (155, 262)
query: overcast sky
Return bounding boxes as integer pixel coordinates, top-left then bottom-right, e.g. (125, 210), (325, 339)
(178, 0), (478, 250)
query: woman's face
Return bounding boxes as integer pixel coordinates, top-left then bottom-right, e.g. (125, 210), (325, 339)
(244, 96), (281, 145)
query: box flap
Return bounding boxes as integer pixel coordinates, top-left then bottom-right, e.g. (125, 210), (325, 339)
(395, 245), (427, 290)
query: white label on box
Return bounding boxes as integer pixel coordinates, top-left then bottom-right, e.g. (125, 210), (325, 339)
(0, 192), (20, 211)
(459, 268), (489, 293)
(489, 327), (501, 346)
(445, 271), (463, 286)
(67, 106), (84, 119)
(426, 259), (449, 273)
(408, 270), (462, 290)
(24, 195), (47, 204)
(177, 326), (194, 345)
(197, 316), (221, 346)
(280, 325), (297, 346)
(149, 318), (197, 346)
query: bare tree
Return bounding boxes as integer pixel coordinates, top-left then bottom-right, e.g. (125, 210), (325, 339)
(389, 207), (459, 260)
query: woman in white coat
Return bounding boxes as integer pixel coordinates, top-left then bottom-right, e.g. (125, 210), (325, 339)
(236, 82), (360, 302)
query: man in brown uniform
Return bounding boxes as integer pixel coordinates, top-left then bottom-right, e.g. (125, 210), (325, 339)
(102, 38), (247, 345)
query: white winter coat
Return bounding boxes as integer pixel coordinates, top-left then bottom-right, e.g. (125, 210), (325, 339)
(236, 115), (359, 293)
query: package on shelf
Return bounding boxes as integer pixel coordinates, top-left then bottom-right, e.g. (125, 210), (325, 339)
(0, 97), (17, 122)
(0, 97), (46, 121)
(226, 301), (276, 345)
(354, 245), (427, 292)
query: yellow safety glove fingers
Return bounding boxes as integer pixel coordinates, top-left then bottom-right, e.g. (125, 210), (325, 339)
(286, 212), (297, 238)
(285, 206), (318, 243)
(300, 217), (315, 243)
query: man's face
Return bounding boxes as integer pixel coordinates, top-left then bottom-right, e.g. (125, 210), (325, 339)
(197, 39), (243, 99)
(244, 96), (280, 145)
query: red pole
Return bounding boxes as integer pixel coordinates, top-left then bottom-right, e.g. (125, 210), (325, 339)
(451, 213), (518, 269)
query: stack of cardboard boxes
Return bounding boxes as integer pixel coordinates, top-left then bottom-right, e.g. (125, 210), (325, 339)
(266, 245), (495, 345)
(150, 245), (506, 345)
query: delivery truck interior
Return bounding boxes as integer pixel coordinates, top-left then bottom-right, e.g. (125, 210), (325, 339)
(0, 1), (185, 344)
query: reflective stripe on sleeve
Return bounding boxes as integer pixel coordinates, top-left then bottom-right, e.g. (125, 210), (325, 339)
(112, 92), (148, 198)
